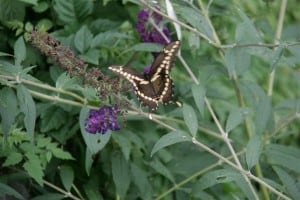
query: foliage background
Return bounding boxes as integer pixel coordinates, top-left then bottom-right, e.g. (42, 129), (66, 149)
(0, 0), (300, 199)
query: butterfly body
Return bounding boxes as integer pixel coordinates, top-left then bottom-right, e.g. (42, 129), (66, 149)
(109, 40), (180, 110)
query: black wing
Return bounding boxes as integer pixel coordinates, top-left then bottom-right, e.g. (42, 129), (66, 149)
(148, 40), (181, 77)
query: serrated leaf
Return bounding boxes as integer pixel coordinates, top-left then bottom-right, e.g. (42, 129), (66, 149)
(192, 84), (205, 117)
(273, 166), (300, 200)
(224, 48), (251, 77)
(149, 159), (175, 183)
(254, 96), (272, 135)
(151, 130), (190, 157)
(74, 25), (93, 53)
(111, 151), (130, 198)
(17, 85), (36, 141)
(3, 152), (23, 166)
(59, 165), (74, 191)
(23, 154), (44, 185)
(53, 0), (93, 24)
(235, 8), (261, 43)
(264, 144), (300, 173)
(176, 6), (213, 40)
(129, 43), (163, 52)
(226, 107), (249, 132)
(14, 36), (26, 65)
(130, 163), (152, 199)
(183, 104), (198, 137)
(79, 107), (112, 154)
(112, 133), (131, 161)
(246, 134), (262, 169)
(0, 88), (18, 135)
(0, 182), (25, 200)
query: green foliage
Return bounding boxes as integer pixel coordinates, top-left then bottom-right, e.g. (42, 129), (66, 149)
(0, 0), (300, 199)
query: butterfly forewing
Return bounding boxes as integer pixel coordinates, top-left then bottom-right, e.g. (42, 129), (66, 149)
(148, 40), (181, 77)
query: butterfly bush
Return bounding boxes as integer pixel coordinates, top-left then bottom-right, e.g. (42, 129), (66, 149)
(29, 31), (128, 100)
(136, 7), (171, 45)
(85, 105), (121, 134)
(29, 31), (128, 134)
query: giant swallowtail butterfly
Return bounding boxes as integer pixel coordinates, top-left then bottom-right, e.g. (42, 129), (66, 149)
(109, 40), (180, 111)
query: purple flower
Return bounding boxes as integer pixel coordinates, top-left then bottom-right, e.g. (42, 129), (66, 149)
(85, 105), (121, 134)
(136, 8), (171, 45)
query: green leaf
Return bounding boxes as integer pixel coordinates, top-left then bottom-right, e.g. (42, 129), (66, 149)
(85, 148), (94, 176)
(254, 96), (272, 135)
(235, 8), (261, 43)
(51, 148), (74, 160)
(0, 88), (18, 135)
(18, 0), (38, 5)
(269, 46), (284, 71)
(31, 193), (65, 200)
(224, 48), (251, 77)
(81, 49), (100, 65)
(130, 163), (152, 200)
(55, 72), (79, 90)
(0, 182), (25, 200)
(79, 107), (112, 154)
(183, 104), (198, 137)
(74, 25), (93, 53)
(36, 19), (53, 32)
(40, 106), (66, 132)
(246, 134), (262, 169)
(149, 159), (175, 183)
(14, 36), (26, 65)
(3, 152), (23, 166)
(151, 130), (191, 157)
(112, 133), (131, 161)
(192, 169), (256, 199)
(225, 107), (249, 132)
(111, 151), (130, 198)
(0, 0), (26, 21)
(32, 1), (49, 13)
(273, 166), (300, 200)
(264, 144), (300, 173)
(129, 43), (163, 52)
(59, 165), (74, 191)
(176, 6), (213, 40)
(23, 153), (44, 185)
(17, 85), (36, 141)
(53, 0), (93, 24)
(91, 31), (129, 48)
(192, 84), (206, 117)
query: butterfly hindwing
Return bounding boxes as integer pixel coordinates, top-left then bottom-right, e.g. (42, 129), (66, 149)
(109, 40), (180, 110)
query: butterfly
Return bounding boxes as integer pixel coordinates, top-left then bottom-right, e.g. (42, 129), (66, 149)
(109, 40), (180, 111)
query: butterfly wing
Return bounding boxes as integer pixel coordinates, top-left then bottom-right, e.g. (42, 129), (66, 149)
(148, 40), (181, 77)
(109, 65), (159, 110)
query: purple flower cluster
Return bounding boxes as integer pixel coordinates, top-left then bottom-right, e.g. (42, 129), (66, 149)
(136, 8), (171, 45)
(85, 105), (121, 134)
